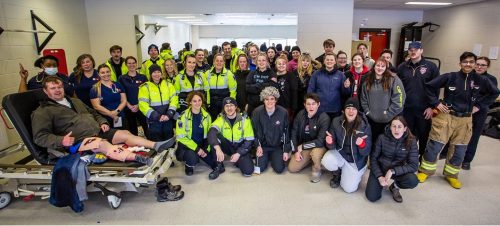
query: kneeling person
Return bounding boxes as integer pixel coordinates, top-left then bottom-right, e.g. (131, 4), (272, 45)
(207, 97), (255, 179)
(288, 93), (330, 183)
(32, 76), (176, 165)
(321, 98), (371, 193)
(175, 91), (216, 177)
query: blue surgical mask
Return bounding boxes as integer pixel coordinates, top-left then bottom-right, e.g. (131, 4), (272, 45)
(44, 67), (58, 76)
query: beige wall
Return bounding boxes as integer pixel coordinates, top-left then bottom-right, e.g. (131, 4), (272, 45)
(84, 0), (354, 64)
(0, 0), (91, 149)
(422, 0), (500, 81)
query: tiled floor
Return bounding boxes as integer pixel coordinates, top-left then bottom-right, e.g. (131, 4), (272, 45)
(1, 136), (499, 224)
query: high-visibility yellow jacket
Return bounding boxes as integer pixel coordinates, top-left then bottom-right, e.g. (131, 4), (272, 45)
(203, 67), (237, 104)
(105, 58), (128, 82)
(176, 108), (212, 152)
(173, 70), (209, 101)
(138, 79), (178, 121)
(230, 48), (245, 73)
(208, 113), (254, 155)
(160, 49), (174, 61)
(140, 58), (165, 81)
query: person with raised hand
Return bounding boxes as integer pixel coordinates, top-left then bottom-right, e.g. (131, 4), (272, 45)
(321, 98), (371, 193)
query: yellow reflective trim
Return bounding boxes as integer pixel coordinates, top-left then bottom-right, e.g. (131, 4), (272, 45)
(396, 85), (403, 107)
(421, 161), (437, 170)
(444, 164), (460, 173)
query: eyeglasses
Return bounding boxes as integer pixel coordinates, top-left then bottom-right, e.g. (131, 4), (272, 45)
(476, 64), (488, 67)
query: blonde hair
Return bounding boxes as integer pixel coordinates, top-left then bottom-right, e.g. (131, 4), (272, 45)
(275, 55), (288, 72)
(297, 53), (313, 78)
(164, 59), (178, 79)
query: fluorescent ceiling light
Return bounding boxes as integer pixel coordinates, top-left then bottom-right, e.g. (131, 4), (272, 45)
(164, 16), (195, 19)
(405, 2), (452, 5)
(178, 19), (203, 22)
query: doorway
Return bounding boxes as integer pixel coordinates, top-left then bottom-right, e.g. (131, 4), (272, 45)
(359, 28), (391, 60)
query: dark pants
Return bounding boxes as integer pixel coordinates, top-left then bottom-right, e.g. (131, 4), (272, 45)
(208, 98), (223, 120)
(176, 143), (216, 169)
(368, 118), (389, 148)
(365, 171), (418, 202)
(214, 135), (254, 175)
(125, 108), (148, 137)
(464, 110), (488, 164)
(403, 108), (432, 156)
(257, 147), (285, 174)
(147, 120), (174, 142)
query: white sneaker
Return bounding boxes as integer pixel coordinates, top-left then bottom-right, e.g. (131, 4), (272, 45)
(310, 171), (322, 183)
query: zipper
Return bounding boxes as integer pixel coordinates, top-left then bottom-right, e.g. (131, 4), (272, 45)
(156, 82), (164, 105)
(464, 73), (469, 91)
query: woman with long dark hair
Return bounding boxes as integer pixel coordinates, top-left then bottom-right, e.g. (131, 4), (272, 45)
(322, 98), (371, 193)
(366, 116), (419, 203)
(360, 58), (406, 145)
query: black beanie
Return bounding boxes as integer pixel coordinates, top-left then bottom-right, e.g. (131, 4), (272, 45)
(148, 44), (159, 52)
(291, 46), (301, 53)
(344, 97), (360, 111)
(149, 64), (161, 76)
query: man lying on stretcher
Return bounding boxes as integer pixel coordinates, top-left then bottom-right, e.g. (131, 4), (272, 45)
(31, 76), (175, 165)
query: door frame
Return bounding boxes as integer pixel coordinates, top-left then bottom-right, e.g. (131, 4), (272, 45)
(359, 28), (392, 49)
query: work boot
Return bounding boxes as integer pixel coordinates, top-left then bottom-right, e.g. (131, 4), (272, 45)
(156, 178), (181, 192)
(135, 155), (153, 166)
(209, 163), (225, 180)
(461, 162), (471, 170)
(416, 173), (428, 183)
(185, 165), (194, 176)
(157, 190), (185, 202)
(310, 171), (322, 183)
(445, 177), (462, 189)
(329, 171), (341, 188)
(389, 184), (403, 203)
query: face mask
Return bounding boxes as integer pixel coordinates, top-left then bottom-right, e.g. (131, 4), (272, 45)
(44, 67), (58, 76)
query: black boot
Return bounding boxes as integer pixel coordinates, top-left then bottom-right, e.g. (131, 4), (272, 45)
(185, 165), (194, 176)
(135, 155), (153, 166)
(209, 163), (225, 180)
(330, 170), (341, 188)
(156, 177), (181, 192)
(157, 190), (185, 202)
(389, 184), (403, 203)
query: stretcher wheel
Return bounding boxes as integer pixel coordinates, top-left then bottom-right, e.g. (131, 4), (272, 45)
(0, 192), (13, 210)
(107, 195), (122, 209)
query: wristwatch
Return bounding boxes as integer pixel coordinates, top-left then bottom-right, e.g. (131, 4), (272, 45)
(116, 109), (121, 113)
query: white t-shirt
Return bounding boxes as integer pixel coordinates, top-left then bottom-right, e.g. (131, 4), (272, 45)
(57, 98), (72, 108)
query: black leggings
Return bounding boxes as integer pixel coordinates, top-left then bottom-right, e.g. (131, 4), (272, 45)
(365, 171), (418, 202)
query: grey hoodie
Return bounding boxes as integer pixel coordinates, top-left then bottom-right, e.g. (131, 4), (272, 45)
(361, 76), (406, 123)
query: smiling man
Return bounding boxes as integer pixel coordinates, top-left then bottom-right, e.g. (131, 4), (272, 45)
(417, 52), (499, 189)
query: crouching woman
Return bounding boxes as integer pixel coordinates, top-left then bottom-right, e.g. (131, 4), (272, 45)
(365, 116), (419, 203)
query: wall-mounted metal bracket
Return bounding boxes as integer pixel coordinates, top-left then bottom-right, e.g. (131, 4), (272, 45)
(0, 10), (56, 54)
(144, 23), (167, 34)
(135, 26), (145, 44)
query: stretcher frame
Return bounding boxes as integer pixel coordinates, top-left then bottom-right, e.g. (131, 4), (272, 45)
(0, 89), (175, 210)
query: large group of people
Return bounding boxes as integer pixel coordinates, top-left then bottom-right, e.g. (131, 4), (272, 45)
(20, 38), (499, 203)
